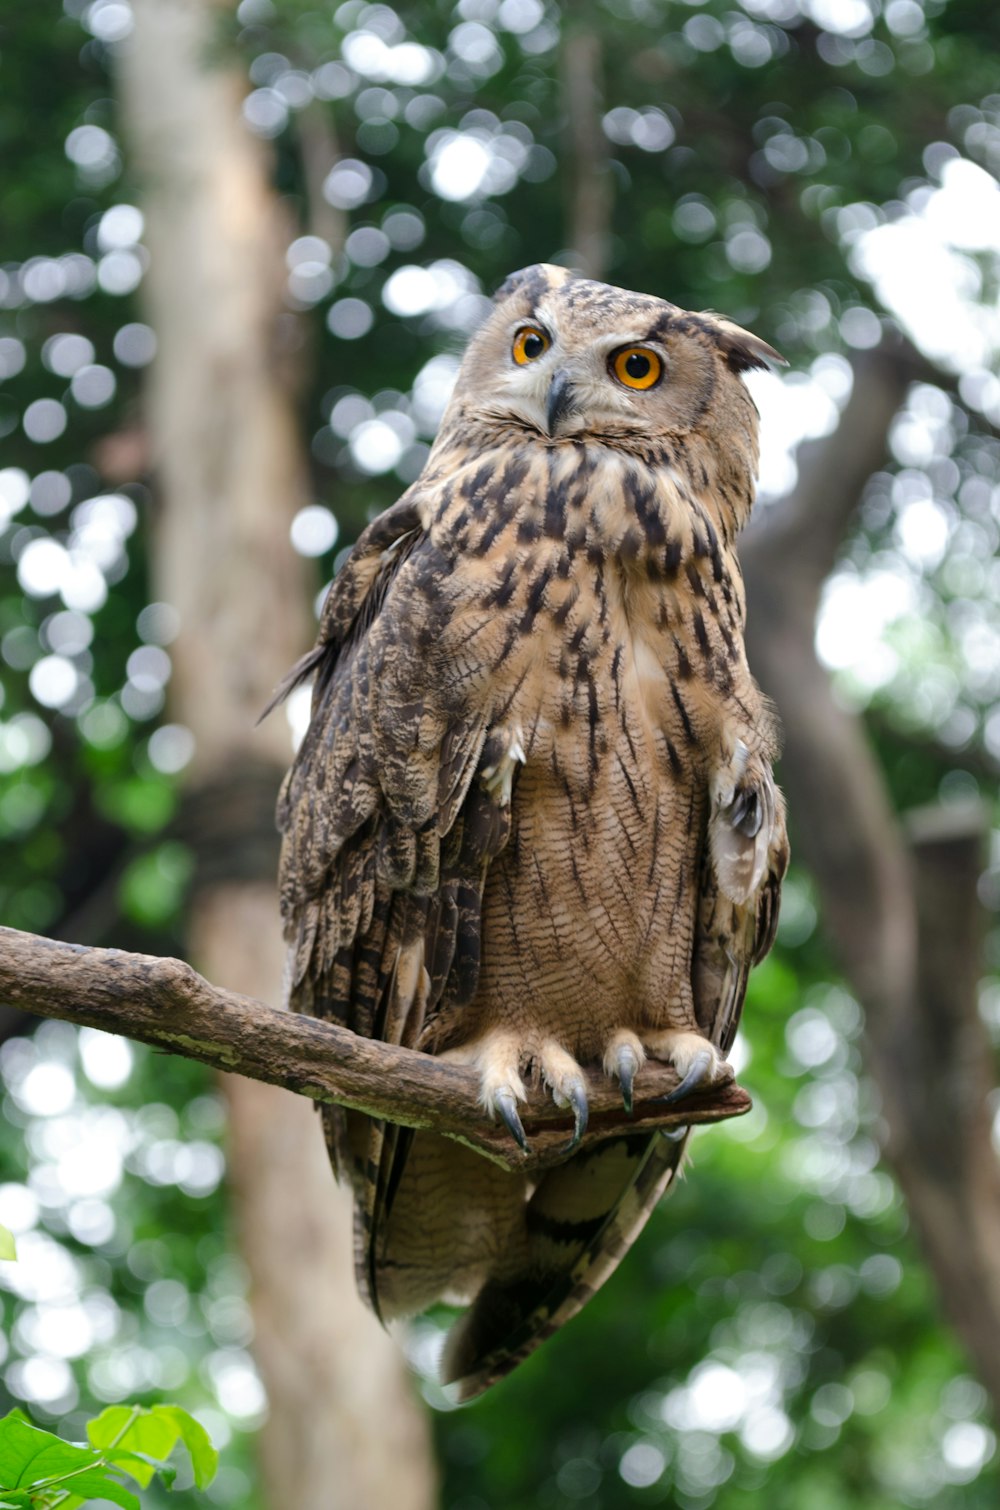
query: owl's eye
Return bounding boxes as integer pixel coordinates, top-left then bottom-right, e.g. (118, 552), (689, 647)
(512, 326), (550, 365)
(611, 347), (663, 391)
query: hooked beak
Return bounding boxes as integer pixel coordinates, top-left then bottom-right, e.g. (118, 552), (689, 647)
(546, 371), (576, 437)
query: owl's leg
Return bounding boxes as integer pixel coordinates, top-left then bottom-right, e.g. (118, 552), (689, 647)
(641, 1028), (734, 1103)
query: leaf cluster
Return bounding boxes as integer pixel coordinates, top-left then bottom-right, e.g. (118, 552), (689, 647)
(0, 1404), (216, 1509)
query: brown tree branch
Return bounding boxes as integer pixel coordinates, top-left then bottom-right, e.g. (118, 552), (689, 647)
(0, 925), (750, 1176)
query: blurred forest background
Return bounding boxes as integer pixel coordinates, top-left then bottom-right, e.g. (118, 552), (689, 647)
(3, 0), (1000, 1506)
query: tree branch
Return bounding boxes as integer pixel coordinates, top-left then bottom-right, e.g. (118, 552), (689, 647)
(742, 343), (1000, 1410)
(744, 338), (916, 611)
(0, 926), (750, 1175)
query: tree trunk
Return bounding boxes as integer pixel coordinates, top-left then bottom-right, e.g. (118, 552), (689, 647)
(561, 26), (612, 279)
(742, 345), (1000, 1415)
(116, 4), (437, 1506)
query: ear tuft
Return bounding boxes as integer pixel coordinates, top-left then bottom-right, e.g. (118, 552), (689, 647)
(709, 317), (788, 374)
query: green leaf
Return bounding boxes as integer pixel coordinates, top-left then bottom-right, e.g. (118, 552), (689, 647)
(150, 1407), (218, 1489)
(43, 1470), (139, 1509)
(0, 1412), (144, 1507)
(102, 1448), (158, 1490)
(0, 1412), (99, 1491)
(86, 1405), (217, 1492)
(87, 1405), (177, 1471)
(0, 1225), (15, 1262)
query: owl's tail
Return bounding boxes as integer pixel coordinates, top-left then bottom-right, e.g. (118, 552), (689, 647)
(440, 1127), (689, 1401)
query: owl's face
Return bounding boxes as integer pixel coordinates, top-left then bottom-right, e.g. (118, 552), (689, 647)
(450, 263), (782, 450)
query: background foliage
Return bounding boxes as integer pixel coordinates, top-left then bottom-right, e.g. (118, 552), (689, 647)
(2, 0), (1000, 1505)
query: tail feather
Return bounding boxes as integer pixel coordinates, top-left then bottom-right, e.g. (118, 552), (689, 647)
(441, 1130), (689, 1400)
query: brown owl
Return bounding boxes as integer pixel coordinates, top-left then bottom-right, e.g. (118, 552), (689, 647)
(272, 264), (789, 1399)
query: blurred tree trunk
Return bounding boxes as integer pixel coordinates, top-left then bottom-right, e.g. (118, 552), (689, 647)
(743, 346), (1000, 1412)
(117, 4), (437, 1507)
(562, 24), (612, 279)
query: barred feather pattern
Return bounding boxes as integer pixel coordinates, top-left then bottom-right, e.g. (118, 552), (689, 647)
(275, 265), (789, 1397)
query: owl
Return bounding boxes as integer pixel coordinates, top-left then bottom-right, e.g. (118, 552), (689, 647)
(273, 264), (788, 1399)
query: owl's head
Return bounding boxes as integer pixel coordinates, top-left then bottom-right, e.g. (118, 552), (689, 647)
(448, 263), (783, 455)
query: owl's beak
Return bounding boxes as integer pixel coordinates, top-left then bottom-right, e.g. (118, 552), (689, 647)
(546, 371), (576, 437)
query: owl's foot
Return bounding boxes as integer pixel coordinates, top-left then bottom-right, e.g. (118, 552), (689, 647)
(444, 1025), (723, 1153)
(642, 1029), (733, 1104)
(603, 1029), (646, 1115)
(441, 1032), (531, 1150)
(441, 1032), (590, 1153)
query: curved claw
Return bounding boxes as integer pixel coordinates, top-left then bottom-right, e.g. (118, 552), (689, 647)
(495, 1088), (529, 1152)
(616, 1043), (639, 1116)
(657, 1050), (714, 1106)
(729, 787), (762, 837)
(562, 1077), (590, 1154)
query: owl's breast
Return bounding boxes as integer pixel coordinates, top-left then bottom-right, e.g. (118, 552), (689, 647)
(477, 594), (708, 1046)
(494, 551), (716, 792)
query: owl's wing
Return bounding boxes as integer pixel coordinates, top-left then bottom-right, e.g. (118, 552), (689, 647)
(275, 490), (514, 1309)
(443, 769), (788, 1402)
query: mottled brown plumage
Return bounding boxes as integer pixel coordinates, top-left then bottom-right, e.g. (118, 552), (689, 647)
(274, 264), (789, 1398)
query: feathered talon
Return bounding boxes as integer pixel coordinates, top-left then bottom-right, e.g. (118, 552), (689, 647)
(658, 1049), (715, 1105)
(495, 1088), (529, 1152)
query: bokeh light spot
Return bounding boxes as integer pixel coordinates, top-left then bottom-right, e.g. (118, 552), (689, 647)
(147, 723), (195, 774)
(113, 322), (157, 366)
(290, 505), (339, 556)
(327, 298), (374, 339)
(23, 400), (68, 445)
(29, 655), (79, 709)
(79, 1029), (133, 1090)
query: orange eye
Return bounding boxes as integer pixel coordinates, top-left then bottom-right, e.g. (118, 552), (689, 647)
(512, 325), (550, 365)
(612, 347), (662, 390)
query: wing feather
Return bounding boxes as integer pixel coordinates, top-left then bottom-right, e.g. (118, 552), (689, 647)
(275, 491), (520, 1315)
